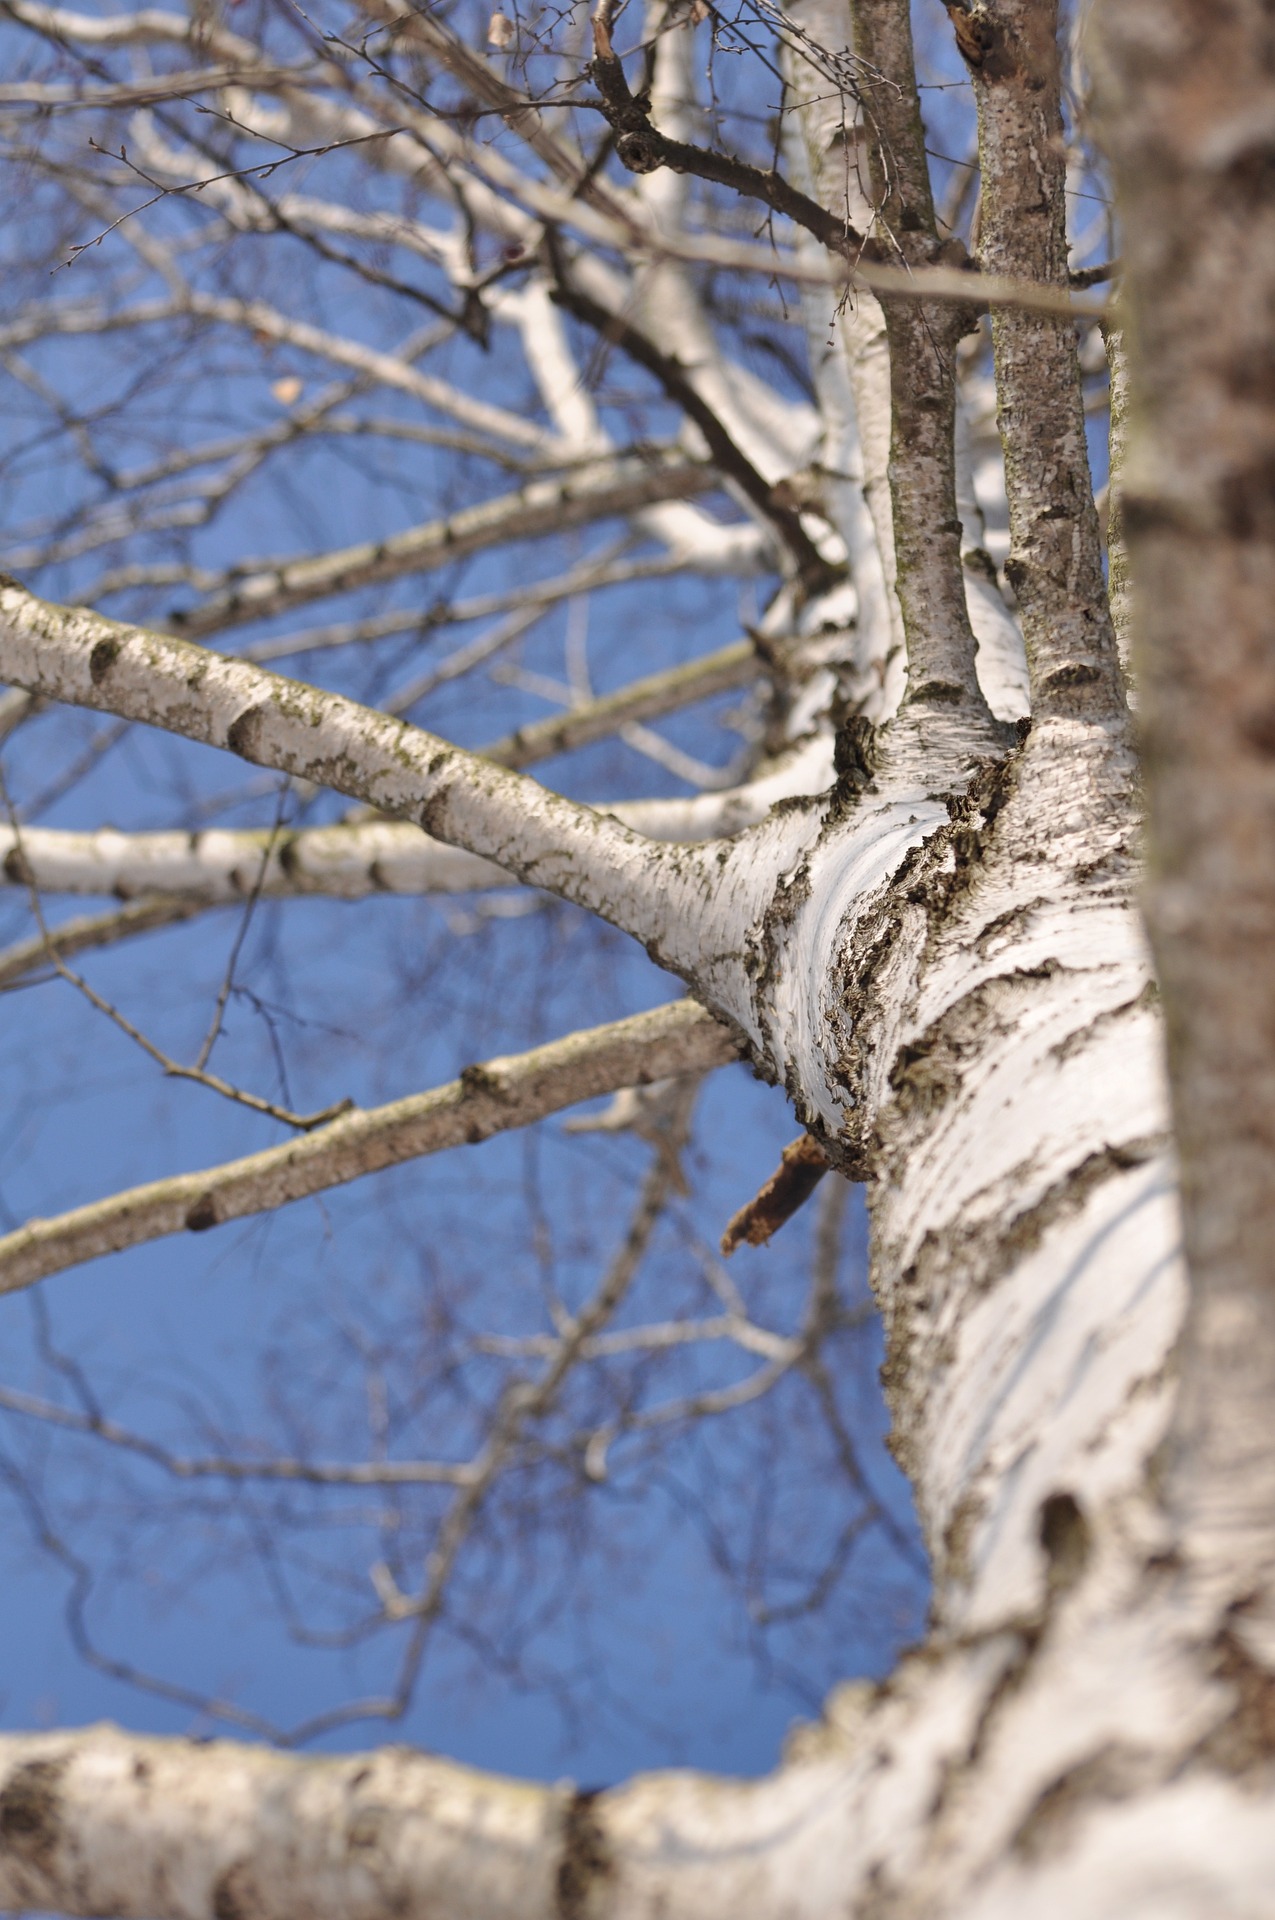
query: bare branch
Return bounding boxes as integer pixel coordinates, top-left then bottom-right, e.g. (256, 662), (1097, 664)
(168, 451), (713, 637)
(0, 578), (708, 958)
(546, 264), (838, 595)
(0, 898), (206, 989)
(720, 1133), (831, 1255)
(958, 0), (1127, 727)
(846, 0), (988, 711)
(0, 1000), (737, 1293)
(589, 10), (865, 255)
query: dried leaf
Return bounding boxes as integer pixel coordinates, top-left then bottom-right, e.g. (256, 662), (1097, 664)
(486, 11), (515, 49)
(270, 376), (303, 406)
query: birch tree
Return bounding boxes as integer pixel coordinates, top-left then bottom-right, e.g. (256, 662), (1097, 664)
(0, 0), (1270, 1913)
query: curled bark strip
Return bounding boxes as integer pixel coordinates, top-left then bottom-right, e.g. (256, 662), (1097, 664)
(720, 1132), (831, 1255)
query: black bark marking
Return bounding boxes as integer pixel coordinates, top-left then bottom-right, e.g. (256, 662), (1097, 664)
(213, 1861), (258, 1920)
(1219, 454), (1275, 541)
(419, 791), (450, 840)
(1241, 700), (1275, 757)
(1038, 1491), (1090, 1594)
(88, 638), (121, 685)
(557, 1788), (613, 1920)
(3, 846), (32, 886)
(226, 707), (267, 763)
(1201, 1620), (1275, 1772)
(1012, 1748), (1141, 1861)
(0, 1756), (67, 1870)
(185, 1194), (219, 1232)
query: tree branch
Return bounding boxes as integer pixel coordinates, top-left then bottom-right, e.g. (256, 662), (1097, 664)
(0, 898), (206, 988)
(0, 1000), (737, 1293)
(545, 265), (837, 595)
(0, 579), (707, 963)
(847, 0), (988, 712)
(168, 451), (712, 638)
(958, 0), (1127, 727)
(588, 10), (865, 257)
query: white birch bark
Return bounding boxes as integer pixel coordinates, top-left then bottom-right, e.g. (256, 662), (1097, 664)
(0, 545), (1246, 1912)
(0, 0), (1269, 1908)
(0, 678), (1254, 1916)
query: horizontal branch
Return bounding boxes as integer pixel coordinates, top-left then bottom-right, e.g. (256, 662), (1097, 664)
(485, 638), (759, 768)
(0, 732), (835, 908)
(0, 1724), (568, 1919)
(0, 579), (712, 964)
(0, 64), (313, 107)
(0, 898), (206, 987)
(0, 1000), (737, 1292)
(170, 451), (712, 638)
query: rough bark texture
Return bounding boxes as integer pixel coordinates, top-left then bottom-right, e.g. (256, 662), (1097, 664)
(0, 1002), (737, 1291)
(960, 0), (1127, 725)
(849, 0), (987, 708)
(0, 0), (1272, 1910)
(1088, 0), (1275, 1652)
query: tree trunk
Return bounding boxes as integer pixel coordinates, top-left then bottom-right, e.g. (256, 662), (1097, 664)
(0, 0), (1272, 1911)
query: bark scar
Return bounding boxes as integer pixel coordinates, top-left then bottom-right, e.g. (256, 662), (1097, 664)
(557, 1787), (613, 1920)
(0, 1756), (67, 1871)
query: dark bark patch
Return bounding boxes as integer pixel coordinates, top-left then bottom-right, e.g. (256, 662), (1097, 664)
(345, 1804), (385, 1851)
(213, 1861), (259, 1920)
(419, 790), (450, 841)
(1219, 455), (1275, 540)
(88, 638), (121, 685)
(1240, 699), (1275, 757)
(1039, 1491), (1090, 1593)
(1012, 1747), (1140, 1860)
(942, 2), (998, 72)
(889, 1037), (961, 1120)
(1038, 661), (1102, 694)
(906, 679), (967, 707)
(3, 845), (33, 886)
(557, 1789), (613, 1920)
(226, 706), (267, 763)
(1200, 1621), (1275, 1772)
(0, 1757), (67, 1869)
(185, 1193), (219, 1232)
(1221, 142), (1275, 206)
(833, 712), (877, 784)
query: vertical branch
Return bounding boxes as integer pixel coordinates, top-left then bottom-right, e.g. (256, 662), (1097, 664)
(957, 0), (1127, 727)
(1103, 322), (1134, 676)
(782, 4), (906, 718)
(844, 0), (989, 710)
